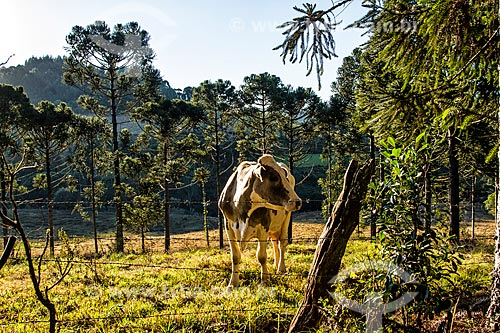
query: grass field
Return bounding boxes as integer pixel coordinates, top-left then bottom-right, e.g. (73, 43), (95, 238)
(0, 211), (496, 332)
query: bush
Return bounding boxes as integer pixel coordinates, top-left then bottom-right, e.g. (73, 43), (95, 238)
(368, 135), (462, 330)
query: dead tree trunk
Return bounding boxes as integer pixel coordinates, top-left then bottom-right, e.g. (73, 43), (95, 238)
(288, 159), (374, 332)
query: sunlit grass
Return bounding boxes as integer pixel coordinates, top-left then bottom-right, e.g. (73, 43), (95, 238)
(0, 219), (495, 332)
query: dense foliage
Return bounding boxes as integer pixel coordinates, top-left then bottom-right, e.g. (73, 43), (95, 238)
(1, 2), (499, 329)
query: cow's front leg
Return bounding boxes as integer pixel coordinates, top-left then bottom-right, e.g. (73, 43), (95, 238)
(256, 229), (270, 286)
(276, 238), (288, 274)
(226, 227), (241, 289)
(276, 212), (291, 274)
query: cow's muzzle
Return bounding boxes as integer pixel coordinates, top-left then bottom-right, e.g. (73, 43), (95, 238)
(285, 198), (302, 212)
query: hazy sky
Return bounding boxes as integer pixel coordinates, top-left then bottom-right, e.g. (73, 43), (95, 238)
(0, 0), (368, 100)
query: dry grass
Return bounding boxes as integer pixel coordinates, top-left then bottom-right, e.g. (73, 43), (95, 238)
(2, 211), (497, 332)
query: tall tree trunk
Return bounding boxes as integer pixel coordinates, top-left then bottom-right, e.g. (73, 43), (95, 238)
(288, 159), (295, 244)
(89, 137), (98, 255)
(288, 159), (374, 332)
(424, 164), (432, 233)
(378, 145), (385, 236)
(448, 130), (460, 241)
(164, 184), (170, 252)
(486, 60), (500, 329)
(1, 164), (8, 249)
(141, 225), (145, 254)
(163, 142), (171, 252)
(110, 71), (124, 253)
(215, 110), (224, 250)
(327, 129), (333, 216)
(261, 102), (267, 154)
(471, 173), (476, 240)
(46, 141), (54, 257)
(369, 133), (377, 239)
(288, 119), (295, 244)
(202, 181), (209, 247)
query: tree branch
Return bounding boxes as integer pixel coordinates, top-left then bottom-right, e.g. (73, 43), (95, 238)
(0, 54), (14, 67)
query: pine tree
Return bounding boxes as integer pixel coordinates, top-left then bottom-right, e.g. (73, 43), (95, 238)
(69, 114), (111, 255)
(237, 73), (284, 160)
(277, 0), (499, 327)
(133, 98), (204, 251)
(192, 79), (239, 249)
(64, 20), (162, 252)
(26, 101), (74, 256)
(279, 85), (322, 241)
(0, 84), (33, 248)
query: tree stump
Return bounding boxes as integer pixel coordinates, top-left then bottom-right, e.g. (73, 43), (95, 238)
(288, 159), (374, 332)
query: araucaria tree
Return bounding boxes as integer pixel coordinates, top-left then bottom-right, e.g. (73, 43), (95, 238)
(27, 101), (74, 257)
(192, 79), (238, 249)
(64, 21), (161, 252)
(279, 85), (322, 241)
(280, 86), (320, 174)
(317, 48), (367, 217)
(133, 98), (204, 251)
(0, 129), (72, 333)
(69, 114), (111, 255)
(237, 72), (284, 159)
(277, 0), (499, 329)
(0, 84), (33, 247)
(121, 133), (162, 254)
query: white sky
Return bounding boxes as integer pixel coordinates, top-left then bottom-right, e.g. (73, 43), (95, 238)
(0, 0), (368, 100)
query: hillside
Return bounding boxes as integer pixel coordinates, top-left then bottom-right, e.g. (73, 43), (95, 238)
(0, 56), (182, 114)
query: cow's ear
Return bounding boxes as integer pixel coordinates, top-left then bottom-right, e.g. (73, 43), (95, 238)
(282, 167), (289, 179)
(254, 165), (265, 182)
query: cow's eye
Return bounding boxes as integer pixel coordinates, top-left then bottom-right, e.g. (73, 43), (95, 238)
(269, 174), (279, 182)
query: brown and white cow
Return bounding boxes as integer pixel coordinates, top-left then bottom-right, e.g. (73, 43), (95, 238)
(218, 154), (302, 288)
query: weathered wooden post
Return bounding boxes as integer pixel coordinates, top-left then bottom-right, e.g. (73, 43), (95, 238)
(288, 159), (374, 332)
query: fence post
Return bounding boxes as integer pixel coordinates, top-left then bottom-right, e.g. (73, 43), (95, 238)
(288, 159), (374, 332)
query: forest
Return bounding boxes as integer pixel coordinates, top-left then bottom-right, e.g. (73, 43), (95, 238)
(0, 0), (499, 332)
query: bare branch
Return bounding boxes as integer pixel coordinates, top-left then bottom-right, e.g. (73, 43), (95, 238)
(0, 54), (15, 66)
(46, 260), (73, 293)
(38, 231), (50, 283)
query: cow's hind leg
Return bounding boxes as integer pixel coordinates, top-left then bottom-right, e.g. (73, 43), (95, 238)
(256, 227), (270, 286)
(226, 225), (241, 289)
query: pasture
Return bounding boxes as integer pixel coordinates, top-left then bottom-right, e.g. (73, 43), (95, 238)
(0, 210), (495, 332)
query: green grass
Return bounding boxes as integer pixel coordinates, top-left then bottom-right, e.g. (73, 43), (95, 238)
(0, 242), (315, 332)
(0, 219), (495, 332)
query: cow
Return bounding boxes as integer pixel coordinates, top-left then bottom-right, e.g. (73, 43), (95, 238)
(218, 154), (302, 288)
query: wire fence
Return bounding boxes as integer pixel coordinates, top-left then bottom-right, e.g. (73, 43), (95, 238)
(0, 245), (494, 330)
(0, 304), (304, 329)
(0, 247), (495, 330)
(0, 198), (496, 330)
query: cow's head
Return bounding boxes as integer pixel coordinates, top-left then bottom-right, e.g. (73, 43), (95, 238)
(250, 154), (302, 212)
